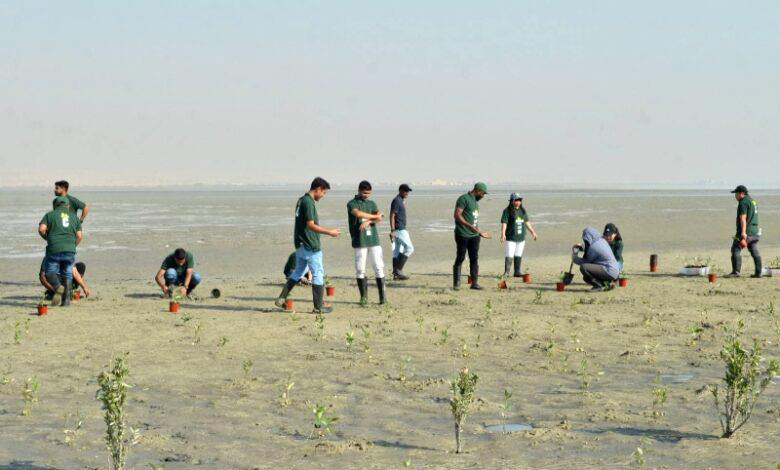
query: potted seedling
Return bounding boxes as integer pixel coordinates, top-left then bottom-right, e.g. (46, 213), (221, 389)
(618, 277), (629, 288)
(325, 277), (335, 297)
(679, 256), (712, 277)
(522, 273), (531, 284)
(37, 296), (48, 316)
(72, 289), (81, 301)
(169, 293), (182, 313)
(285, 298), (294, 311)
(650, 254), (658, 272)
(556, 273), (566, 292)
(766, 257), (780, 277)
(467, 275), (473, 285)
(497, 276), (508, 290)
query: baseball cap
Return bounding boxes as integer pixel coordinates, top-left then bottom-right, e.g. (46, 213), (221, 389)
(603, 223), (618, 235)
(730, 185), (748, 194)
(52, 196), (70, 208)
(473, 182), (488, 193)
(399, 184), (412, 192)
(509, 192), (523, 201)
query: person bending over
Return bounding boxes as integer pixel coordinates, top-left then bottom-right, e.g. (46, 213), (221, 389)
(283, 252), (312, 285)
(156, 248), (201, 298)
(40, 261), (89, 299)
(572, 227), (620, 291)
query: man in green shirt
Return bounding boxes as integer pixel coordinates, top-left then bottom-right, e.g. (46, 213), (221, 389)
(275, 177), (341, 313)
(38, 196), (83, 306)
(155, 248), (202, 297)
(727, 185), (762, 278)
(54, 180), (89, 223)
(453, 182), (491, 290)
(347, 180), (386, 305)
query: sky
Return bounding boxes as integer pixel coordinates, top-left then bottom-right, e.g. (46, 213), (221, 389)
(1, 1), (779, 188)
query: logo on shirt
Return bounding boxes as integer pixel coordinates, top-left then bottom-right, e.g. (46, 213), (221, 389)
(60, 212), (70, 227)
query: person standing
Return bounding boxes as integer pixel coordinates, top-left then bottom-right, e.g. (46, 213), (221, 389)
(603, 223), (624, 273)
(727, 185), (762, 278)
(500, 193), (538, 278)
(38, 196), (82, 306)
(155, 248), (202, 297)
(54, 180), (89, 223)
(347, 181), (386, 305)
(276, 177), (341, 313)
(390, 184), (413, 281)
(453, 182), (491, 290)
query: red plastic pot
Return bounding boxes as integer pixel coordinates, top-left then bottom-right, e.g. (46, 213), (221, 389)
(285, 299), (294, 311)
(522, 273), (531, 284)
(556, 282), (565, 292)
(618, 278), (628, 288)
(650, 254), (658, 272)
(708, 273), (717, 283)
(326, 286), (335, 297)
(498, 280), (507, 289)
(169, 302), (179, 313)
(73, 290), (81, 301)
(37, 305), (48, 316)
(467, 276), (473, 285)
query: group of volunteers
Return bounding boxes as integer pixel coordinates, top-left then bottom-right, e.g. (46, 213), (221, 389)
(35, 179), (763, 311)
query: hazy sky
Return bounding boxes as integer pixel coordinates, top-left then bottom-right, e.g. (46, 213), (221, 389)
(1, 1), (779, 187)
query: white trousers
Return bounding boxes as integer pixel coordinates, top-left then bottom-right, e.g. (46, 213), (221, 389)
(504, 240), (526, 258)
(355, 246), (385, 279)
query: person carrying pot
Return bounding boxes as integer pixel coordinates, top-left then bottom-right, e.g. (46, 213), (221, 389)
(156, 248), (202, 298)
(283, 252), (312, 285)
(603, 223), (623, 273)
(275, 177), (341, 314)
(572, 227), (620, 291)
(727, 185), (762, 278)
(500, 193), (538, 278)
(38, 196), (83, 306)
(453, 182), (491, 290)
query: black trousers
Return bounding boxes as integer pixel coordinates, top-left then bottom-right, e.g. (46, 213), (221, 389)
(454, 233), (480, 278)
(731, 235), (761, 275)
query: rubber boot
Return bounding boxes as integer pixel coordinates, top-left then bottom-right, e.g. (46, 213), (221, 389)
(752, 256), (763, 278)
(275, 279), (297, 308)
(357, 278), (368, 305)
(503, 257), (512, 278)
(61, 279), (72, 306)
(312, 284), (332, 314)
(46, 272), (64, 306)
(392, 257), (399, 276)
(513, 257), (523, 277)
(394, 254), (409, 281)
(376, 277), (386, 304)
(453, 265), (462, 290)
(470, 267), (483, 290)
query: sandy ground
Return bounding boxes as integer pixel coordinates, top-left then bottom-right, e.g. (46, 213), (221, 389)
(2, 248), (780, 469)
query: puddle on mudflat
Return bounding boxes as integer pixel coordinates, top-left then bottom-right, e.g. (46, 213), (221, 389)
(484, 423), (532, 433)
(660, 373), (695, 384)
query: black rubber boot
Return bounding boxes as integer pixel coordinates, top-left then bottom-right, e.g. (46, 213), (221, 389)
(470, 265), (482, 290)
(513, 257), (523, 277)
(377, 277), (386, 304)
(357, 278), (368, 305)
(312, 284), (332, 314)
(275, 279), (297, 308)
(394, 254), (409, 280)
(46, 272), (63, 306)
(61, 279), (72, 306)
(753, 257), (763, 278)
(453, 265), (462, 290)
(503, 257), (512, 278)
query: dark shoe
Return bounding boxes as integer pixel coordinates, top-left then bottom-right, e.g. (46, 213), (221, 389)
(453, 266), (462, 290)
(513, 256), (523, 277)
(470, 283), (484, 290)
(377, 277), (386, 305)
(312, 285), (332, 314)
(392, 257), (399, 275)
(503, 257), (512, 278)
(725, 272), (741, 278)
(275, 279), (297, 308)
(357, 278), (368, 305)
(394, 254), (410, 280)
(750, 274), (762, 278)
(61, 280), (72, 306)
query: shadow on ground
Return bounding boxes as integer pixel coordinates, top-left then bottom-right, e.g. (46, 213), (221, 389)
(584, 426), (718, 443)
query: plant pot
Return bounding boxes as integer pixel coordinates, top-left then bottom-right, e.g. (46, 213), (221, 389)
(37, 305), (48, 316)
(618, 278), (628, 287)
(211, 288), (221, 298)
(556, 282), (565, 292)
(467, 276), (473, 285)
(169, 302), (179, 313)
(522, 273), (531, 284)
(72, 290), (81, 301)
(326, 286), (335, 297)
(498, 280), (507, 289)
(650, 254), (658, 272)
(285, 299), (294, 311)
(679, 266), (710, 276)
(708, 273), (717, 283)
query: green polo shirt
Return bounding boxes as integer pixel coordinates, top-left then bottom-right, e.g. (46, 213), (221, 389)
(294, 193), (320, 251)
(500, 207), (529, 242)
(455, 192), (480, 238)
(161, 252), (195, 277)
(40, 208), (81, 255)
(736, 196), (760, 237)
(347, 196), (380, 248)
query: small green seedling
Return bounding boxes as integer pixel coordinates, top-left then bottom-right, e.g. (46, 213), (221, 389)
(192, 322), (202, 345)
(651, 376), (667, 419)
(242, 359), (253, 381)
(96, 353), (140, 470)
(711, 319), (779, 438)
(21, 377), (39, 416)
(314, 314), (325, 341)
(532, 290), (544, 305)
(280, 378), (294, 407)
(450, 368), (478, 454)
(345, 330), (355, 351)
(218, 336), (228, 348)
(312, 403), (338, 437)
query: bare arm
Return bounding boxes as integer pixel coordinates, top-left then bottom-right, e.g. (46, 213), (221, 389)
(351, 208), (383, 221)
(390, 211), (397, 231)
(75, 231), (83, 245)
(40, 270), (54, 291)
(500, 223), (507, 242)
(739, 214), (747, 239)
(155, 269), (168, 293)
(181, 268), (193, 296)
(38, 223), (48, 239)
(80, 205), (89, 223)
(307, 219), (341, 237)
(72, 267), (90, 297)
(526, 222), (538, 240)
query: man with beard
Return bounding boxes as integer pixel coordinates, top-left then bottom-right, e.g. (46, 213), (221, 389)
(453, 182), (491, 290)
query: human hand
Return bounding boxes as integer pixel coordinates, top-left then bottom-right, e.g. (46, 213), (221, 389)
(329, 228), (341, 237)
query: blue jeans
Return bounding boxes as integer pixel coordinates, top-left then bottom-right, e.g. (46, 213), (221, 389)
(164, 268), (202, 292)
(290, 246), (324, 286)
(45, 252), (75, 281)
(617, 261), (623, 272)
(392, 229), (414, 258)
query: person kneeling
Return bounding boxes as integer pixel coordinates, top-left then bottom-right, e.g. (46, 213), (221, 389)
(40, 260), (90, 300)
(155, 248), (201, 298)
(572, 227), (620, 291)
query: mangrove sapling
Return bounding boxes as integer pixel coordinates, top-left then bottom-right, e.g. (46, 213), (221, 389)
(217, 336), (228, 348)
(345, 330), (355, 351)
(21, 377), (39, 416)
(650, 376), (668, 419)
(711, 320), (779, 438)
(577, 351), (591, 392)
(192, 322), (202, 345)
(450, 368), (478, 454)
(96, 354), (140, 470)
(360, 325), (371, 352)
(62, 410), (84, 446)
(397, 357), (414, 383)
(500, 389), (513, 430)
(415, 315), (424, 334)
(531, 290), (544, 305)
(314, 313), (325, 341)
(279, 377), (294, 407)
(312, 403), (338, 437)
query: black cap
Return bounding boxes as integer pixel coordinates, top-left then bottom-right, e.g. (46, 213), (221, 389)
(730, 185), (748, 194)
(603, 223), (618, 235)
(399, 184), (412, 192)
